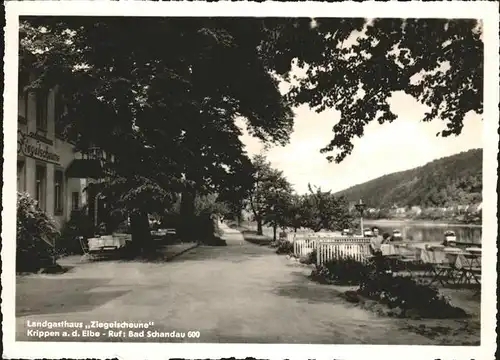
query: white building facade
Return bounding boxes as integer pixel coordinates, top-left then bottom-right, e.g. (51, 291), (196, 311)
(17, 74), (100, 229)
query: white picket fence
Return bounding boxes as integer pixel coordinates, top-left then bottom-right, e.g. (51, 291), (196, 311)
(293, 237), (372, 264)
(293, 238), (317, 256)
(316, 238), (372, 264)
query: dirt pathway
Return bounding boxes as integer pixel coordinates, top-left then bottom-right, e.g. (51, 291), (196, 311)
(16, 228), (478, 344)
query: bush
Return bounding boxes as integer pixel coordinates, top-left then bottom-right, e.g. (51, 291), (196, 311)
(275, 240), (294, 255)
(300, 249), (317, 264)
(310, 253), (467, 318)
(310, 249), (317, 264)
(310, 257), (373, 285)
(300, 249), (316, 265)
(358, 275), (467, 319)
(16, 192), (60, 272)
(57, 209), (95, 255)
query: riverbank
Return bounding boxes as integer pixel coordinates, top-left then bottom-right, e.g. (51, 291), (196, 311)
(364, 219), (482, 228)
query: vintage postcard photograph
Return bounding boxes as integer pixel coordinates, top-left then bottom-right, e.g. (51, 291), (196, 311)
(2, 1), (498, 360)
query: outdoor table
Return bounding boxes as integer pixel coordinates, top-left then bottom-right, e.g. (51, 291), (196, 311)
(418, 247), (447, 280)
(88, 235), (127, 252)
(395, 243), (417, 257)
(437, 247), (482, 286)
(151, 229), (168, 238)
(380, 243), (414, 256)
(113, 233), (132, 242)
(466, 247), (482, 254)
(454, 249), (481, 285)
(426, 244), (445, 251)
(420, 247), (447, 263)
(380, 244), (397, 256)
(425, 247), (462, 286)
(380, 244), (421, 278)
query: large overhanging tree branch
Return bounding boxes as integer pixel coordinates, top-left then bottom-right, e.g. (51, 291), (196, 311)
(265, 18), (483, 163)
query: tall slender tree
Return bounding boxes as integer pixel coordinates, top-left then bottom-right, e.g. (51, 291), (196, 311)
(248, 155), (293, 236)
(301, 184), (353, 232)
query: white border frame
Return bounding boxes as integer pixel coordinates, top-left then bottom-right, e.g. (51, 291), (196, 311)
(3, 2), (498, 359)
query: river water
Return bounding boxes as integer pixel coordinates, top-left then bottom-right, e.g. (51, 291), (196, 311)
(364, 220), (482, 244)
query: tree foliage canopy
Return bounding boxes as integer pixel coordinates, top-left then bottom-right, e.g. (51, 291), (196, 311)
(247, 155), (353, 234)
(20, 17), (295, 223)
(265, 18), (483, 162)
(301, 184), (353, 232)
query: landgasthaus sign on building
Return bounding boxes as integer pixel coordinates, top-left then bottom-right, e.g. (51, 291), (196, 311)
(17, 130), (60, 164)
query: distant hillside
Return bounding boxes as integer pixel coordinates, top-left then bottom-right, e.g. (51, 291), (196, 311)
(336, 149), (483, 209)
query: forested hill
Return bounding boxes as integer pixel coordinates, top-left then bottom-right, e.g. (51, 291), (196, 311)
(335, 149), (482, 209)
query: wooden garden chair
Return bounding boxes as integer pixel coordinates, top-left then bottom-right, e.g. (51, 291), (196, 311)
(78, 236), (96, 261)
(455, 250), (481, 288)
(428, 249), (462, 286)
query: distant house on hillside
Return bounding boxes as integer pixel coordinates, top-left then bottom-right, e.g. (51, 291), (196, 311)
(410, 206), (422, 215)
(468, 203), (482, 213)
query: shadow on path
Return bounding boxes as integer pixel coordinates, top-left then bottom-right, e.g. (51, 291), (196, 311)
(16, 278), (129, 316)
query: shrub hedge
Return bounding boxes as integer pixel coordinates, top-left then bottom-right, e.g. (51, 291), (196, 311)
(310, 257), (372, 285)
(275, 240), (294, 254)
(16, 192), (60, 272)
(310, 254), (468, 319)
(358, 273), (467, 318)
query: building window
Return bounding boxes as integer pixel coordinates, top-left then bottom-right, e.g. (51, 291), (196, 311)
(35, 164), (46, 210)
(54, 170), (64, 215)
(71, 192), (80, 211)
(36, 90), (48, 132)
(17, 160), (25, 191)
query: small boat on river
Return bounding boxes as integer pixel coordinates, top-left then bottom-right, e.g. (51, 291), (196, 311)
(442, 230), (481, 249)
(392, 230), (403, 240)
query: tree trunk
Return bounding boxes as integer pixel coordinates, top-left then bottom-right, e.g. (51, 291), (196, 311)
(237, 205), (242, 227)
(179, 186), (197, 242)
(273, 224), (277, 241)
(256, 218), (263, 235)
(129, 210), (152, 257)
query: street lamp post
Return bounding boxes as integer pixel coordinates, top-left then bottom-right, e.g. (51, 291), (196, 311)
(354, 199), (366, 236)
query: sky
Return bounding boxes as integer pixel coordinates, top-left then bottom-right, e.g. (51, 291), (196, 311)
(237, 90), (483, 195)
